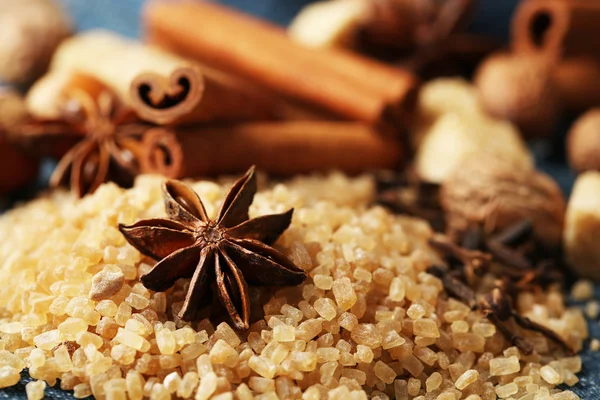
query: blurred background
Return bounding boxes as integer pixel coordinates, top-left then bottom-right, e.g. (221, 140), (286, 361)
(59, 0), (520, 40)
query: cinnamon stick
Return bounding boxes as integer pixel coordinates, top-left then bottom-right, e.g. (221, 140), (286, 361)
(512, 0), (600, 59)
(174, 122), (403, 177)
(554, 57), (600, 112)
(0, 123), (39, 195)
(49, 30), (280, 125)
(0, 89), (39, 194)
(144, 0), (419, 126)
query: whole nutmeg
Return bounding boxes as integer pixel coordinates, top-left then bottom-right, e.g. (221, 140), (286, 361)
(441, 153), (565, 249)
(0, 0), (71, 84)
(567, 108), (600, 173)
(475, 52), (561, 139)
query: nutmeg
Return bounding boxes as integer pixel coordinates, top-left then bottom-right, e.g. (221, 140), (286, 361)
(567, 108), (600, 173)
(475, 52), (561, 139)
(441, 153), (565, 249)
(0, 0), (71, 85)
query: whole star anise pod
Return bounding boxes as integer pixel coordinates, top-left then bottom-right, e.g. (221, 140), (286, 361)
(8, 75), (182, 197)
(49, 89), (181, 197)
(118, 166), (307, 330)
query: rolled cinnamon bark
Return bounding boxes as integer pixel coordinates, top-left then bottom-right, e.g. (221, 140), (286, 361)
(512, 0), (600, 59)
(144, 1), (419, 126)
(174, 122), (403, 177)
(554, 57), (600, 113)
(139, 127), (184, 178)
(49, 30), (279, 124)
(0, 130), (39, 195)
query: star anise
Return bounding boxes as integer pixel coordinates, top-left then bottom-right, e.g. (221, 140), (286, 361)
(49, 89), (180, 197)
(118, 166), (307, 330)
(9, 78), (182, 197)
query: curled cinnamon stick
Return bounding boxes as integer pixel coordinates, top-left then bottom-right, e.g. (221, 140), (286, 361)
(139, 127), (183, 178)
(49, 30), (278, 124)
(512, 0), (600, 59)
(144, 0), (419, 127)
(174, 122), (403, 177)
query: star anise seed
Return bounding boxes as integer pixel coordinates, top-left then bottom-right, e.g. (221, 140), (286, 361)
(118, 166), (307, 330)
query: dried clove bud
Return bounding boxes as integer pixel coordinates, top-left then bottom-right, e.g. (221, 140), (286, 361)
(375, 172), (445, 231)
(427, 265), (477, 309)
(441, 153), (566, 249)
(567, 108), (600, 173)
(485, 239), (533, 271)
(429, 235), (491, 272)
(475, 52), (561, 138)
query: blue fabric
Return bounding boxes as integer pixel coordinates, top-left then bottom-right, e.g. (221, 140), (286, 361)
(1, 0), (598, 398)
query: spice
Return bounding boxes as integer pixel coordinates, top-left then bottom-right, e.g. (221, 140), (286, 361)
(554, 57), (600, 113)
(50, 31), (283, 125)
(174, 122), (403, 177)
(512, 0), (600, 59)
(375, 171), (445, 232)
(0, 0), (71, 84)
(567, 109), (600, 173)
(564, 171), (600, 280)
(13, 73), (182, 197)
(0, 128), (39, 196)
(49, 90), (176, 197)
(428, 235), (491, 280)
(119, 167), (306, 329)
(440, 153), (565, 249)
(428, 219), (573, 355)
(144, 0), (419, 126)
(475, 52), (560, 138)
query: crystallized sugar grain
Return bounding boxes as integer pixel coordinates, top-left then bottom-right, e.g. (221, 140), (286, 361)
(0, 173), (588, 399)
